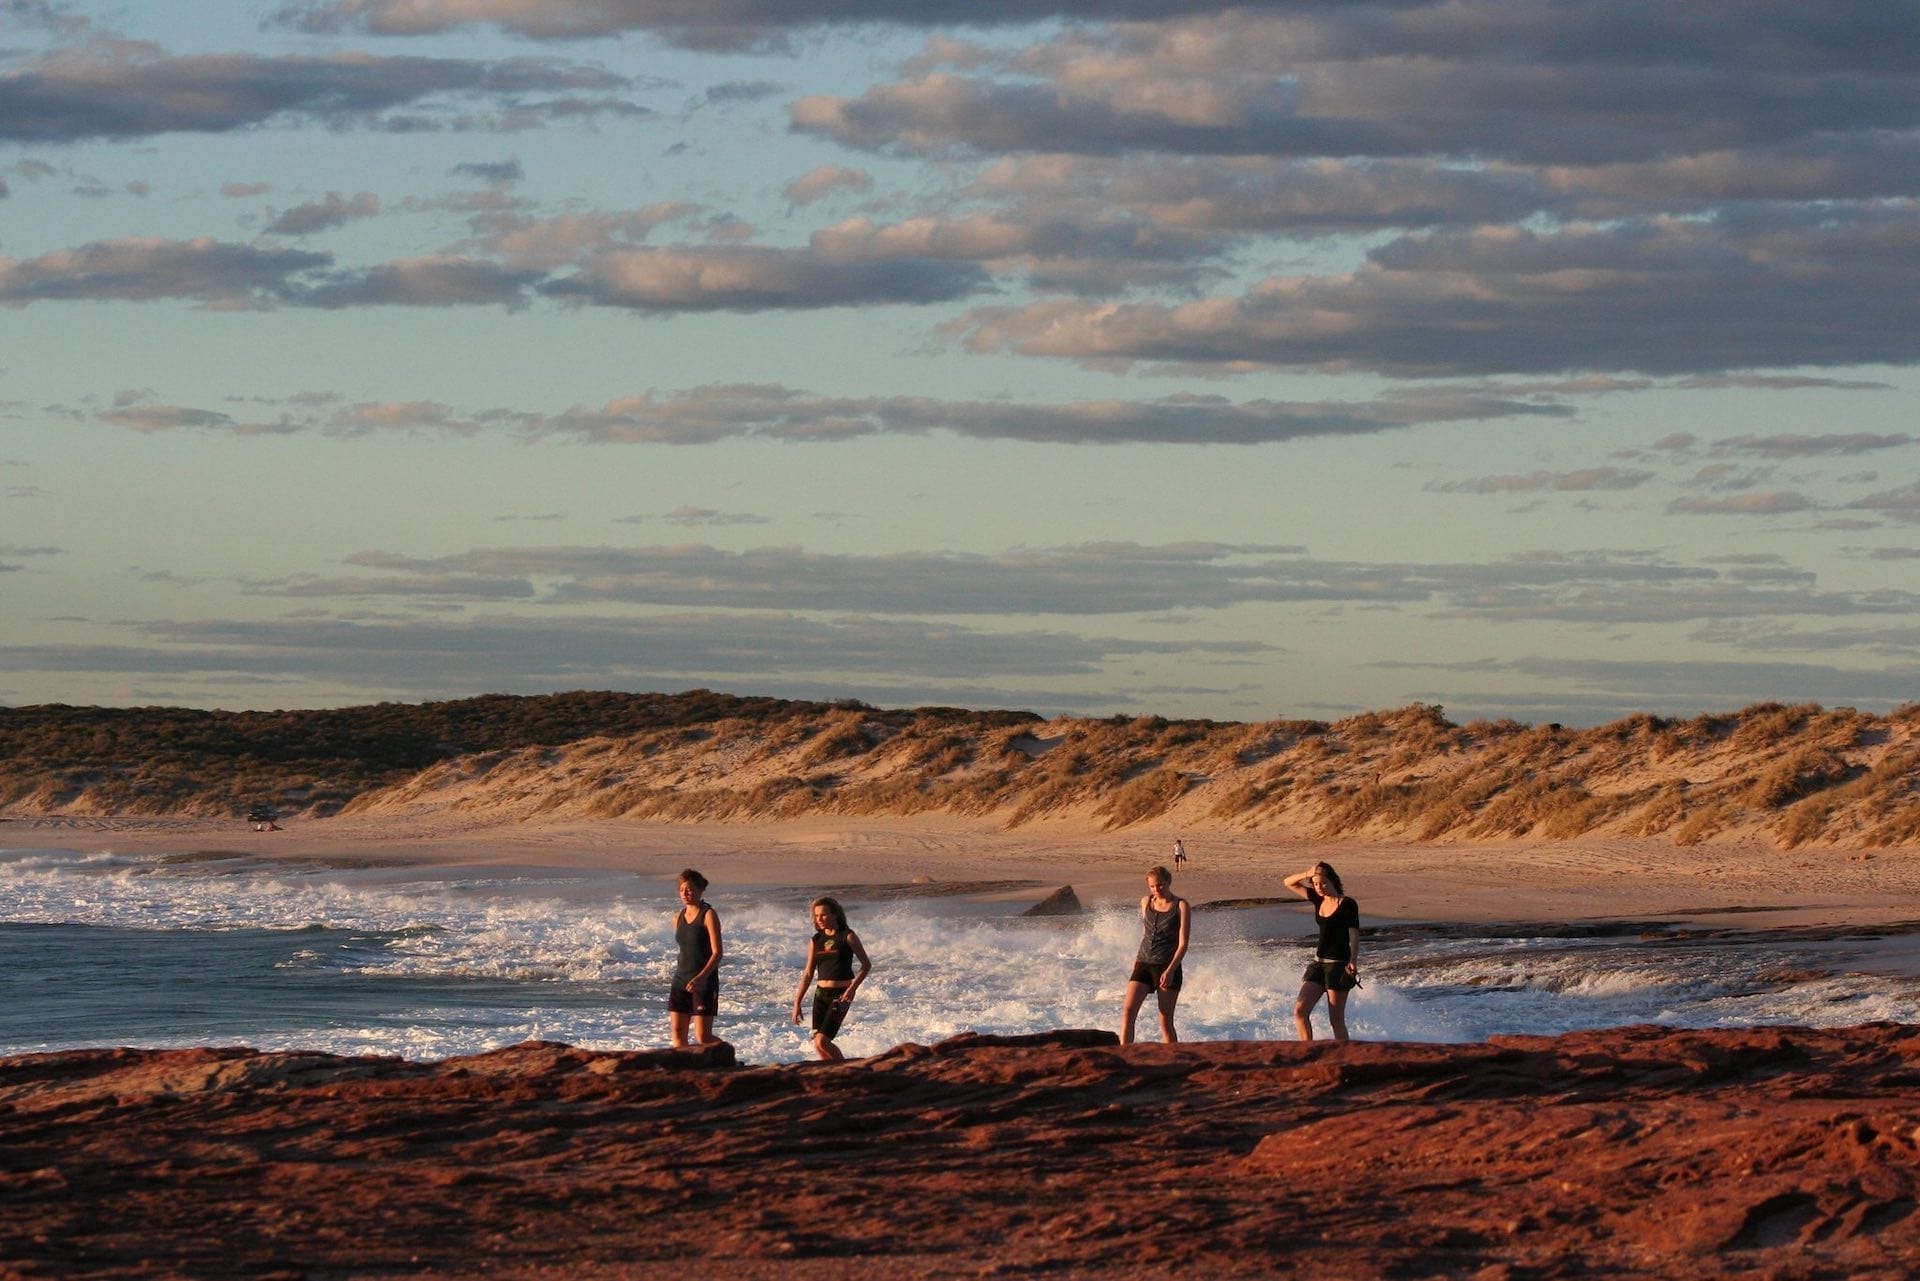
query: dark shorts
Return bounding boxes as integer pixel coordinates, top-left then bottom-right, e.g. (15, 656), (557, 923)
(811, 986), (851, 1039)
(1129, 960), (1184, 992)
(668, 975), (719, 1017)
(1302, 960), (1357, 993)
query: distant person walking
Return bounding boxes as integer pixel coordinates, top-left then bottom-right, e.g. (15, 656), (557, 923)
(1284, 861), (1359, 1041)
(1173, 837), (1188, 868)
(669, 868), (723, 1049)
(791, 896), (871, 1061)
(1121, 865), (1191, 1044)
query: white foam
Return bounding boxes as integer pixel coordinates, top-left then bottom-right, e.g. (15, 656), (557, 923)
(6, 847), (1920, 1061)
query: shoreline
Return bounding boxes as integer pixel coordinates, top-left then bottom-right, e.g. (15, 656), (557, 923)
(6, 810), (1918, 932)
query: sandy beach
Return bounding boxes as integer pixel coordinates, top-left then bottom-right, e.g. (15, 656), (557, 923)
(10, 811), (1918, 932)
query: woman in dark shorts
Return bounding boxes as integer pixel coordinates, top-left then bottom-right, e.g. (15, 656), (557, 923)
(1121, 865), (1191, 1044)
(790, 896), (871, 1061)
(668, 868), (723, 1048)
(1284, 860), (1358, 1041)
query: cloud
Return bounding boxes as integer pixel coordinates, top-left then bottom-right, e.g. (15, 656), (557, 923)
(702, 79), (786, 105)
(1380, 655), (1920, 721)
(655, 506), (772, 526)
(465, 204), (704, 267)
(277, 0), (1263, 45)
(451, 158), (525, 183)
(791, 7), (1920, 167)
(0, 611), (1265, 696)
(809, 211), (1217, 292)
(0, 43), (635, 142)
(1666, 492), (1817, 516)
(540, 246), (991, 311)
(0, 237), (331, 307)
(95, 401), (300, 435)
(1427, 467), (1655, 495)
(527, 383), (1574, 445)
(1710, 432), (1916, 458)
(239, 541), (1841, 625)
(263, 191), (382, 236)
(1678, 374), (1894, 392)
(1851, 480), (1920, 523)
(79, 381), (1574, 445)
(784, 164), (874, 206)
(292, 256), (543, 308)
(972, 155), (1551, 236)
(950, 208), (1920, 376)
(220, 180), (273, 197)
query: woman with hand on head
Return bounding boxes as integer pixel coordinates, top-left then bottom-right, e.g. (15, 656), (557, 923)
(1284, 861), (1359, 1041)
(1121, 865), (1191, 1044)
(668, 868), (723, 1049)
(792, 896), (871, 1061)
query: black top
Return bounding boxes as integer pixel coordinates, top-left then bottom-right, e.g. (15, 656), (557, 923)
(811, 928), (856, 983)
(674, 902), (716, 986)
(1305, 889), (1359, 962)
(1137, 898), (1182, 966)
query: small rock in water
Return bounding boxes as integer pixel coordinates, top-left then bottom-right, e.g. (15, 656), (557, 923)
(1023, 886), (1082, 916)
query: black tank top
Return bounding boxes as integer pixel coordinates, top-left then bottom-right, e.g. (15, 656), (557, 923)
(812, 929), (855, 982)
(1308, 890), (1359, 962)
(674, 903), (714, 985)
(1137, 899), (1181, 966)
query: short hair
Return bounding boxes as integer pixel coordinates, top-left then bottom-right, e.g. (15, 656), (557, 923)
(1147, 865), (1172, 885)
(678, 868), (709, 894)
(810, 896), (848, 929)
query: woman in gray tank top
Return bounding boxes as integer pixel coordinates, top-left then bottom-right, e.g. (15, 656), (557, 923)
(1121, 865), (1191, 1044)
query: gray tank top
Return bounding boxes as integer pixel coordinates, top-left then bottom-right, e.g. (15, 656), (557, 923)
(1137, 900), (1180, 966)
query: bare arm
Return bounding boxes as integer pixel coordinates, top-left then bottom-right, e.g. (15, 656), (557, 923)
(792, 937), (819, 1021)
(1282, 868), (1316, 901)
(845, 930), (872, 998)
(691, 908), (723, 986)
(1346, 926), (1360, 971)
(1160, 899), (1192, 990)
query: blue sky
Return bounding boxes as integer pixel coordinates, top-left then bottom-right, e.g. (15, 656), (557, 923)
(2, 0), (1917, 724)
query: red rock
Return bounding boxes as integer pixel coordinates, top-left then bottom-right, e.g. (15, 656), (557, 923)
(4, 1026), (1920, 1277)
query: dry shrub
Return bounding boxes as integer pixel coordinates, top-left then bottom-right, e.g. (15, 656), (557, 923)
(1539, 790), (1632, 840)
(1745, 747), (1858, 809)
(1415, 768), (1523, 840)
(1469, 775), (1578, 838)
(1208, 780), (1266, 820)
(1626, 782), (1688, 836)
(835, 775), (939, 816)
(796, 715), (879, 768)
(1863, 799), (1920, 847)
(1776, 793), (1839, 848)
(1098, 768), (1189, 830)
(1674, 801), (1735, 846)
(1730, 701), (1824, 752)
(1319, 782), (1403, 836)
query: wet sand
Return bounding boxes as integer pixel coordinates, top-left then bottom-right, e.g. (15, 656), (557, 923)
(7, 811), (1916, 934)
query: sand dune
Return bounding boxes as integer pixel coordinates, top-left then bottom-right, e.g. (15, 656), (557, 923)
(6, 694), (1918, 851)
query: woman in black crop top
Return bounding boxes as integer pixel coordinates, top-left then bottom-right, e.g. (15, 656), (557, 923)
(1282, 861), (1359, 1042)
(1121, 865), (1191, 1045)
(791, 896), (871, 1062)
(668, 868), (724, 1049)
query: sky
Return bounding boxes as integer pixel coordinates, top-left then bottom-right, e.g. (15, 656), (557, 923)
(1, 0), (1917, 726)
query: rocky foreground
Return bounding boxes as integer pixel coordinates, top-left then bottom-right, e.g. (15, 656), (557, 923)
(5, 1026), (1920, 1279)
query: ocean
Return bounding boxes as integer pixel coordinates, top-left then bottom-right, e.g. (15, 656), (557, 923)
(4, 844), (1917, 1064)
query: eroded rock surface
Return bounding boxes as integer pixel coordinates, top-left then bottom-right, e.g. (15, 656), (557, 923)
(4, 1026), (1920, 1278)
